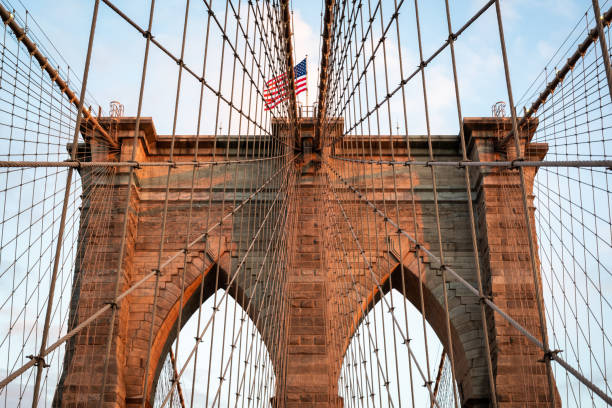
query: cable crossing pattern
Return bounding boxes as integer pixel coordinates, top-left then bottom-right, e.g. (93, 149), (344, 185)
(0, 0), (609, 407)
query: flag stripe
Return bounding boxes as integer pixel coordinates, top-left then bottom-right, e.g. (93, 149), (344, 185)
(264, 58), (307, 110)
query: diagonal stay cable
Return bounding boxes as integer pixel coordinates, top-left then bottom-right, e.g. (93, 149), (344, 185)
(0, 154), (297, 391)
(30, 1), (102, 405)
(98, 0), (289, 147)
(158, 156), (296, 407)
(229, 184), (292, 408)
(194, 183), (293, 408)
(326, 166), (442, 408)
(326, 179), (413, 408)
(324, 160), (612, 406)
(325, 0), (496, 147)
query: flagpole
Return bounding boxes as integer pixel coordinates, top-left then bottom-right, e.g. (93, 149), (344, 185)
(306, 54), (309, 107)
(291, 7), (298, 113)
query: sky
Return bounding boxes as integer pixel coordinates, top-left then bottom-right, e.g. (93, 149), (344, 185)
(2, 0), (600, 135)
(0, 0), (609, 406)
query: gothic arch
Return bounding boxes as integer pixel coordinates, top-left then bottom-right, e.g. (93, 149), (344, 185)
(339, 260), (477, 405)
(146, 257), (274, 405)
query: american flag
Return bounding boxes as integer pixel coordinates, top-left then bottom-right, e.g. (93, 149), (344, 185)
(264, 58), (307, 110)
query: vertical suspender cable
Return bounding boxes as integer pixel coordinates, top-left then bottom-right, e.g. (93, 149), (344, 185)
(31, 2), (101, 406)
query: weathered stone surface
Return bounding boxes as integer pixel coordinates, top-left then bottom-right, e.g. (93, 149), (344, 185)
(56, 117), (557, 407)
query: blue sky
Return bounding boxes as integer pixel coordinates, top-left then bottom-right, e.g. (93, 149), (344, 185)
(3, 0), (601, 135)
(0, 1), (609, 406)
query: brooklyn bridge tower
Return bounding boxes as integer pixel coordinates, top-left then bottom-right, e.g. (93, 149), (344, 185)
(0, 1), (610, 408)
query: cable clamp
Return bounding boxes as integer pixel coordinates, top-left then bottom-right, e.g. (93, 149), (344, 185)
(439, 264), (448, 272)
(538, 349), (561, 363)
(4, 13), (14, 25)
(176, 58), (183, 67)
(27, 355), (49, 368)
(419, 60), (427, 69)
(167, 160), (177, 169)
(478, 295), (492, 305)
(152, 269), (160, 277)
(423, 380), (433, 388)
(448, 32), (458, 42)
(64, 159), (81, 169)
(29, 43), (37, 56)
(510, 157), (524, 169)
(457, 159), (470, 168)
(127, 160), (141, 169)
(142, 30), (153, 40)
(104, 301), (119, 310)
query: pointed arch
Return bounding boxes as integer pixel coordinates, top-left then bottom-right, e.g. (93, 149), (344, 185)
(147, 255), (277, 407)
(339, 287), (452, 407)
(339, 260), (476, 405)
